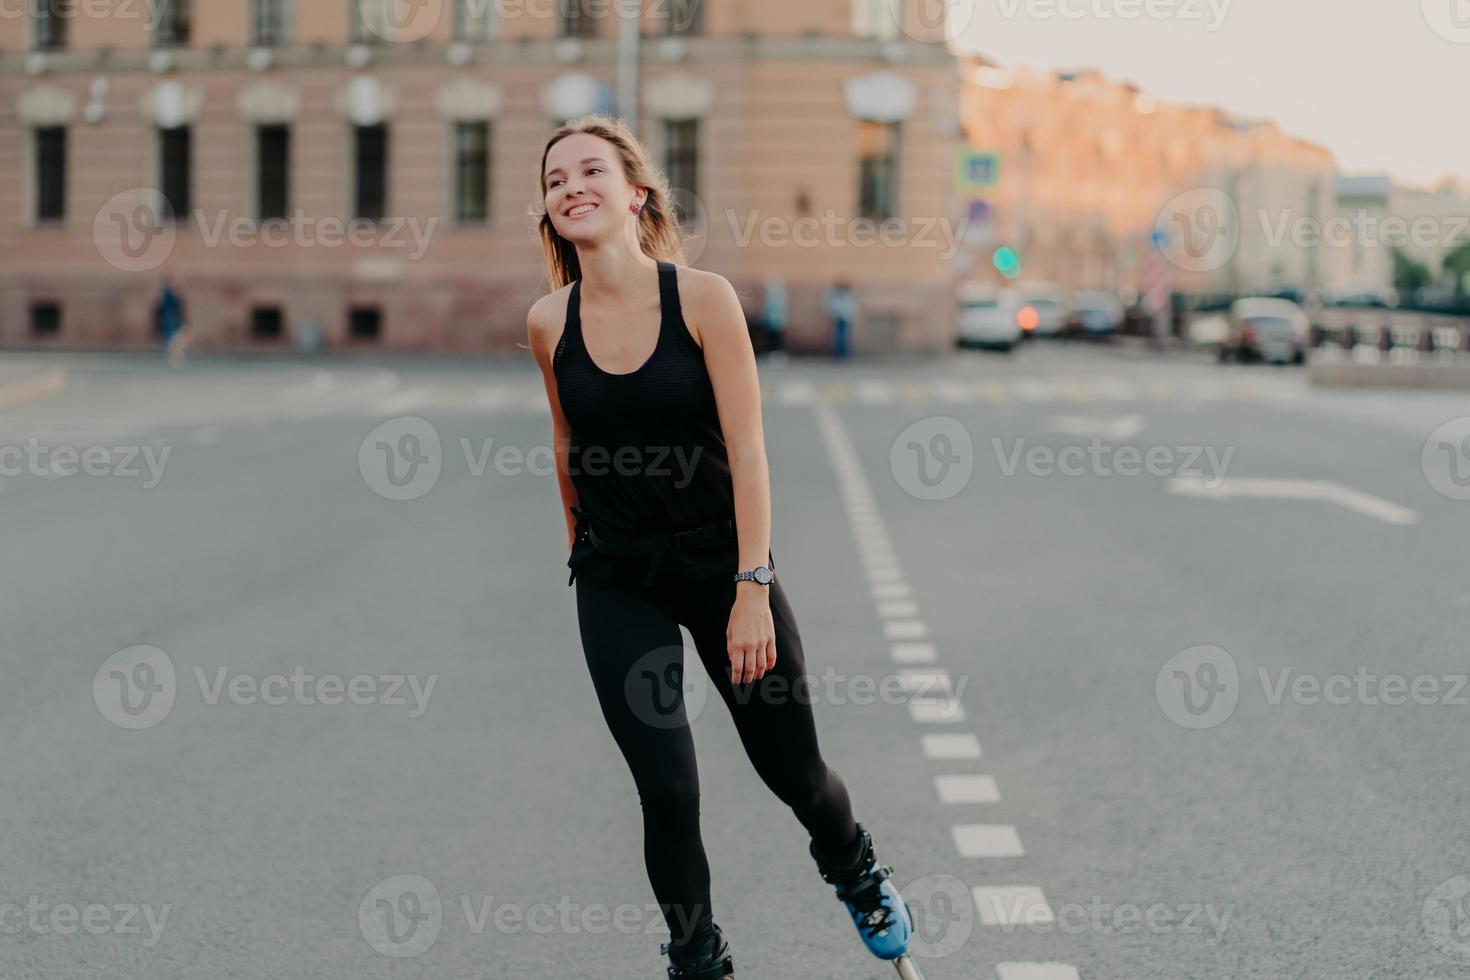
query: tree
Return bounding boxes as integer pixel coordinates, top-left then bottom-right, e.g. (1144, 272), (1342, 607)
(1391, 248), (1432, 296)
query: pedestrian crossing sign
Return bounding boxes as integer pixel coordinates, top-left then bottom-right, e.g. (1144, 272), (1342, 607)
(956, 151), (999, 192)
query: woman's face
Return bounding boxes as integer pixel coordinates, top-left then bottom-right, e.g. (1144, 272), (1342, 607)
(543, 133), (641, 243)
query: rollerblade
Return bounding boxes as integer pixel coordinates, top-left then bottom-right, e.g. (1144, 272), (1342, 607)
(659, 921), (733, 980)
(810, 823), (926, 979)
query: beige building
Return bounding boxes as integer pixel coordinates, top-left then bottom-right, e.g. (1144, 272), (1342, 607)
(0, 0), (962, 353)
(1331, 175), (1470, 296)
(956, 58), (1337, 299)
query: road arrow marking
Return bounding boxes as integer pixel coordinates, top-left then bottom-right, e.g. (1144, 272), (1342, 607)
(1167, 476), (1419, 525)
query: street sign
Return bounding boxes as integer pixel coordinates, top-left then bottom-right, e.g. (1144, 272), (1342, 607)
(956, 150), (999, 193)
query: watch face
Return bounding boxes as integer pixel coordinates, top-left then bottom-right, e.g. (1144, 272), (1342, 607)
(754, 566), (773, 584)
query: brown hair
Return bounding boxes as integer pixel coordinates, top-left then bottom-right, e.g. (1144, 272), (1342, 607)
(532, 114), (686, 291)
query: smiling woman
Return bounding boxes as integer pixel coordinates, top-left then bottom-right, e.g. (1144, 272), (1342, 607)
(522, 115), (924, 980)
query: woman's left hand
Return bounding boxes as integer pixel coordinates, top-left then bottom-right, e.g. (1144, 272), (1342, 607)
(726, 585), (777, 685)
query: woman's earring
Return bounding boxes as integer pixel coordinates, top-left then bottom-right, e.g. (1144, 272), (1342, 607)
(630, 202), (642, 215)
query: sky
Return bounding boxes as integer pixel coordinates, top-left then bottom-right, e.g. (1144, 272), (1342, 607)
(951, 0), (1470, 189)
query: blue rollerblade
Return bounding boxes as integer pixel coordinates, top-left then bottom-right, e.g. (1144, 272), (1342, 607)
(659, 921), (734, 980)
(810, 823), (926, 978)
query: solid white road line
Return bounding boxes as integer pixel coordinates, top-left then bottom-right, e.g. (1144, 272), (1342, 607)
(1166, 475), (1419, 525)
(953, 824), (1025, 857)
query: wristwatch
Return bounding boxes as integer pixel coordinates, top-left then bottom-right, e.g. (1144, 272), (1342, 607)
(734, 566), (774, 586)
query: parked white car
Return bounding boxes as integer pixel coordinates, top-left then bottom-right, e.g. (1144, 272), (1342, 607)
(956, 283), (1024, 351)
(1016, 282), (1072, 337)
(1220, 298), (1311, 364)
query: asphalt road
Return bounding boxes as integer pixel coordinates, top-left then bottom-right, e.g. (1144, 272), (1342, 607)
(2, 342), (1468, 979)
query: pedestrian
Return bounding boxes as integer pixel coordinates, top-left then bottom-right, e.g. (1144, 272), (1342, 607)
(526, 115), (919, 980)
(759, 273), (788, 363)
(821, 278), (858, 360)
(156, 274), (183, 357)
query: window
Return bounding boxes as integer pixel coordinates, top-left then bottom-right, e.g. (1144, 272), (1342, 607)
(252, 306), (284, 340)
(851, 0), (901, 40)
(35, 127), (66, 222)
(257, 125), (290, 220)
(562, 0), (597, 38)
(666, 0), (703, 35)
(154, 0), (191, 46)
(31, 301), (61, 337)
(253, 0), (291, 46)
(349, 306), (382, 341)
(454, 122), (490, 224)
(353, 0), (389, 43)
(354, 124), (388, 220)
(33, 0), (68, 51)
(455, 0), (494, 40)
(159, 126), (192, 221)
(662, 118), (699, 226)
(857, 120), (899, 221)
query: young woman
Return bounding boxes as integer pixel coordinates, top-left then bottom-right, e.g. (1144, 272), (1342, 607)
(526, 115), (917, 980)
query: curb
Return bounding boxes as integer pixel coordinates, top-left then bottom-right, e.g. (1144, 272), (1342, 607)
(0, 368), (67, 409)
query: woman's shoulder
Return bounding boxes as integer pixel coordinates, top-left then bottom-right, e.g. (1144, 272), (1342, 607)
(667, 265), (744, 348)
(527, 282), (577, 363)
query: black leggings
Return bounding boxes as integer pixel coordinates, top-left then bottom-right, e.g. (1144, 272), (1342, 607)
(573, 569), (859, 951)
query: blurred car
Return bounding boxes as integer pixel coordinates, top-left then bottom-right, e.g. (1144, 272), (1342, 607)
(1219, 298), (1311, 364)
(1016, 282), (1072, 337)
(956, 283), (1024, 351)
(1065, 290), (1125, 339)
(1187, 313), (1230, 347)
(1322, 284), (1399, 309)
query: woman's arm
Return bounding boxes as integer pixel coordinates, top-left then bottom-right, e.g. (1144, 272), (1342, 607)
(528, 297), (580, 551)
(688, 271), (771, 587)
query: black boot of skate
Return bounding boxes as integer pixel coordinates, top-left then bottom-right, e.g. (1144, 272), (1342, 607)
(659, 921), (733, 980)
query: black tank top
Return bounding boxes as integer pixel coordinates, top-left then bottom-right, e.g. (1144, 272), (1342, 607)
(554, 260), (751, 585)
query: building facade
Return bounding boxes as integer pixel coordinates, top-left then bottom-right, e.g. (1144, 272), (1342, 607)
(1, 0), (962, 353)
(955, 58), (1337, 300)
